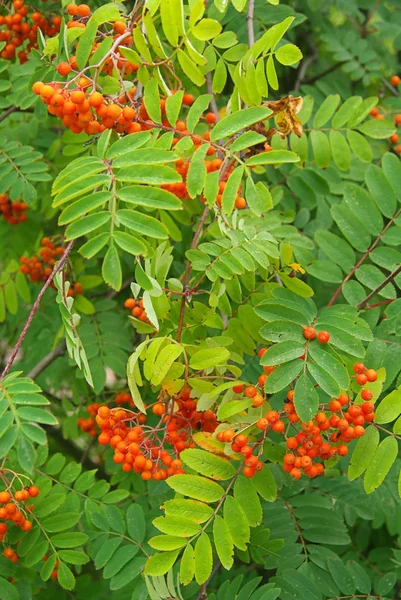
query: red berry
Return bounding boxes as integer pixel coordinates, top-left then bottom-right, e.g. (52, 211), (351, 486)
(391, 75), (401, 86)
(232, 384), (244, 394)
(245, 386), (257, 398)
(303, 327), (316, 340)
(256, 418), (268, 430)
(317, 331), (330, 344)
(366, 369), (377, 382)
(361, 389), (373, 401)
(356, 374), (368, 386)
(353, 362), (365, 374)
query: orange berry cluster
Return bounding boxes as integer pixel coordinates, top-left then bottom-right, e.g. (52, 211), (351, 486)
(94, 386), (219, 480)
(251, 347), (376, 481)
(77, 402), (100, 437)
(0, 0), (60, 62)
(0, 194), (28, 224)
(0, 485), (39, 558)
(124, 297), (151, 325)
(19, 237), (64, 282)
(152, 385), (219, 435)
(217, 427), (264, 478)
(302, 326), (330, 343)
(95, 406), (185, 481)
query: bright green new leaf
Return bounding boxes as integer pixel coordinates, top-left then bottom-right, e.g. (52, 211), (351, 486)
(210, 107), (272, 142)
(348, 425), (379, 481)
(275, 43), (302, 65)
(180, 448), (235, 480)
(375, 386), (401, 423)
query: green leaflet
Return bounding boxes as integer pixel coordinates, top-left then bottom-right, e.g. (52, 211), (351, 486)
(166, 474), (225, 502)
(364, 436), (398, 494)
(195, 533), (213, 584)
(144, 550), (179, 576)
(180, 448), (236, 480)
(348, 425), (379, 481)
(223, 496), (250, 550)
(294, 372), (319, 422)
(374, 386), (401, 423)
(211, 107), (272, 141)
(213, 516), (234, 570)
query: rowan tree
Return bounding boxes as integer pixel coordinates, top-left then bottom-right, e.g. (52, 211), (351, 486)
(1, 0), (401, 599)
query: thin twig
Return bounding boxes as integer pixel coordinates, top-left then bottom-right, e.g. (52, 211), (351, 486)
(176, 206), (210, 343)
(357, 264), (401, 310)
(0, 241), (74, 381)
(0, 105), (17, 124)
(26, 341), (66, 380)
(328, 208), (401, 307)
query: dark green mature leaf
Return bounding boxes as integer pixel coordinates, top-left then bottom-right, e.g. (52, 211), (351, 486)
(294, 372), (319, 422)
(264, 360), (303, 393)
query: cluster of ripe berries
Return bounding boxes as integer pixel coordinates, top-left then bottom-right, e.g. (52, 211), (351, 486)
(162, 158), (247, 210)
(0, 194), (28, 224)
(19, 237), (64, 282)
(94, 386), (218, 480)
(124, 297), (152, 326)
(216, 347), (377, 480)
(0, 485), (39, 561)
(77, 402), (100, 437)
(0, 0), (60, 62)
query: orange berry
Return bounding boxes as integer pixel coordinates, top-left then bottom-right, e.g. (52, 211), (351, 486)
(391, 75), (401, 86)
(353, 362), (365, 374)
(266, 410), (279, 423)
(113, 21), (126, 34)
(77, 4), (90, 17)
(272, 420), (285, 433)
(390, 133), (399, 144)
(356, 374), (368, 386)
(303, 326), (316, 340)
(107, 103), (122, 120)
(256, 418), (268, 430)
(57, 62), (72, 76)
(317, 330), (330, 344)
(88, 92), (104, 107)
(28, 485), (39, 498)
(361, 389), (373, 401)
(245, 386), (257, 398)
(366, 369), (377, 382)
(205, 112), (216, 124)
(329, 400), (341, 413)
(370, 107), (379, 117)
(183, 93), (194, 105)
(232, 384), (244, 394)
(70, 90), (86, 104)
(252, 394), (264, 408)
(67, 3), (78, 15)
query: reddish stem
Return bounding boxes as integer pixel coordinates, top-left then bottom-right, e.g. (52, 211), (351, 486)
(328, 208), (401, 307)
(0, 240), (74, 382)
